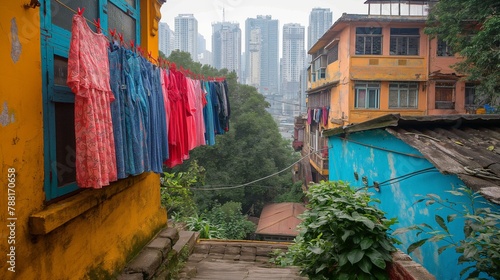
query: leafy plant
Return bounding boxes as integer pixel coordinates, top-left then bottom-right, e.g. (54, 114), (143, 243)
(393, 187), (500, 279)
(160, 160), (205, 220)
(275, 181), (398, 280)
(185, 213), (225, 239)
(205, 202), (256, 240)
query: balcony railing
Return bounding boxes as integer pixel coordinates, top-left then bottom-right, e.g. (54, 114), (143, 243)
(309, 147), (329, 175)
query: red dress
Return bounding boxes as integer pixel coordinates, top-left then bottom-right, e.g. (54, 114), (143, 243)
(67, 14), (117, 188)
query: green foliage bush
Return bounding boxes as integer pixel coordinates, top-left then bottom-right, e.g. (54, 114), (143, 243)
(185, 213), (224, 239)
(275, 181), (398, 280)
(206, 202), (256, 240)
(160, 160), (205, 220)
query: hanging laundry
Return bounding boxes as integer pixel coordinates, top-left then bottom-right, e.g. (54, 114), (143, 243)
(67, 14), (117, 188)
(193, 79), (207, 147)
(165, 67), (189, 167)
(69, 13), (230, 172)
(322, 106), (329, 126)
(203, 81), (216, 146)
(185, 77), (198, 151)
(123, 49), (149, 174)
(109, 44), (128, 179)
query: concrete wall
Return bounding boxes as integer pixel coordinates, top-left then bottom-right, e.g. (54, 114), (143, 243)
(328, 129), (498, 280)
(0, 1), (167, 279)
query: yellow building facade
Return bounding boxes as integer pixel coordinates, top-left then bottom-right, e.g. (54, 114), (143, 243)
(0, 1), (167, 279)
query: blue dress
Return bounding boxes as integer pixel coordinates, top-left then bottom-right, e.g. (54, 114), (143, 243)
(123, 49), (148, 174)
(108, 45), (127, 179)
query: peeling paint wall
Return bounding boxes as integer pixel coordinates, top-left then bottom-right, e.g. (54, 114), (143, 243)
(0, 1), (166, 279)
(10, 18), (22, 63)
(328, 129), (498, 280)
(0, 102), (15, 126)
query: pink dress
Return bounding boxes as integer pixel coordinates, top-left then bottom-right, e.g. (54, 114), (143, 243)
(67, 14), (117, 188)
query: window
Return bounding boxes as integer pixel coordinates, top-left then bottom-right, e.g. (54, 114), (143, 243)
(355, 82), (380, 109)
(465, 83), (476, 106)
(311, 55), (327, 81)
(390, 28), (419, 55)
(435, 81), (455, 109)
(437, 38), (453, 57)
(41, 0), (140, 200)
(327, 45), (338, 64)
(389, 83), (418, 109)
(355, 27), (382, 55)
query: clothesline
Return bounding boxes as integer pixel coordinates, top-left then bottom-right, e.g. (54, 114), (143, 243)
(55, 1), (227, 80)
(67, 12), (231, 189)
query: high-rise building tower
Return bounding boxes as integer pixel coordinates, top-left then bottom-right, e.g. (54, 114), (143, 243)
(308, 8), (332, 51)
(159, 22), (175, 57)
(174, 14), (198, 61)
(282, 23), (305, 115)
(212, 22), (242, 81)
(245, 15), (279, 96)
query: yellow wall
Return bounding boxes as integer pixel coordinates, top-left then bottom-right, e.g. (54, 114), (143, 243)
(340, 23), (428, 125)
(0, 1), (166, 279)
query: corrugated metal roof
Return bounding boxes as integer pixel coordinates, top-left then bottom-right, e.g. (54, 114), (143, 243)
(255, 203), (306, 237)
(324, 114), (500, 204)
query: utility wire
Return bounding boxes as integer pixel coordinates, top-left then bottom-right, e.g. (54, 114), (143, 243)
(355, 167), (439, 192)
(189, 147), (330, 191)
(188, 138), (436, 192)
(336, 136), (426, 159)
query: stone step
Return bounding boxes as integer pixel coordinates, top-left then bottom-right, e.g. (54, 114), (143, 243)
(173, 231), (199, 255)
(117, 227), (199, 280)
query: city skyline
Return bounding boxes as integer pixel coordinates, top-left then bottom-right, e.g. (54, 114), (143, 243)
(160, 0), (368, 52)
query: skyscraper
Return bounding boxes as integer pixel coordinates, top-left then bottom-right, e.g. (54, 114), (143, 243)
(212, 22), (242, 81)
(159, 22), (174, 57)
(245, 15), (279, 96)
(308, 8), (332, 51)
(282, 23), (305, 115)
(174, 14), (198, 61)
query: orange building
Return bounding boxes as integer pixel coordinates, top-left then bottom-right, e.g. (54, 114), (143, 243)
(298, 0), (477, 183)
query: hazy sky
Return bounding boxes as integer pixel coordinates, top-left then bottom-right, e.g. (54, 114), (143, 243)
(159, 0), (369, 52)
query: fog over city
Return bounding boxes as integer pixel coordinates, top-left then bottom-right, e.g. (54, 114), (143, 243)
(160, 0), (368, 51)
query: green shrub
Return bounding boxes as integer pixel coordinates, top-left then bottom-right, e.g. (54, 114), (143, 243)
(185, 213), (225, 239)
(206, 202), (256, 240)
(276, 181), (398, 280)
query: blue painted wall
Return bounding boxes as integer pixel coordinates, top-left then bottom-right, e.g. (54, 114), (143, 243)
(327, 129), (497, 280)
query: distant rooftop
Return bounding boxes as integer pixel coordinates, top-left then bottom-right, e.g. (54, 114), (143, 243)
(256, 203), (306, 237)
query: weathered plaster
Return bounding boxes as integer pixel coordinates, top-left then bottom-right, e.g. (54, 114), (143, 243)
(0, 101), (15, 126)
(10, 18), (22, 63)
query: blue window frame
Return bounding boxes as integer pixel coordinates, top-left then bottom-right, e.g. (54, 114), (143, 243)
(40, 0), (140, 200)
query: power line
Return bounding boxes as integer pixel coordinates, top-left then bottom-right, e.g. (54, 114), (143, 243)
(189, 147), (329, 191)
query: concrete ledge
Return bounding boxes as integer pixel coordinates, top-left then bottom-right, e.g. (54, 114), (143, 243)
(146, 237), (172, 259)
(159, 227), (179, 244)
(173, 231), (198, 254)
(125, 249), (162, 279)
(388, 250), (436, 280)
(29, 173), (148, 235)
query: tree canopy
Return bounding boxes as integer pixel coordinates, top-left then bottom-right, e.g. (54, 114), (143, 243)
(426, 0), (500, 103)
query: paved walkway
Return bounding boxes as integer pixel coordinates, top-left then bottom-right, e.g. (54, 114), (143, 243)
(179, 240), (307, 280)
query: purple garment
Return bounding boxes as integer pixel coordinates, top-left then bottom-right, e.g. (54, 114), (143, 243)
(322, 106), (329, 126)
(307, 109), (312, 125)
